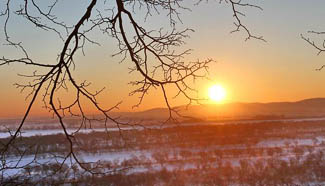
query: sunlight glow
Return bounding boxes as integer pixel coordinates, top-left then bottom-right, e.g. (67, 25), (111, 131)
(208, 85), (226, 102)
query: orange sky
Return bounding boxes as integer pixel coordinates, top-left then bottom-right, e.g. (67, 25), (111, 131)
(1, 1), (325, 118)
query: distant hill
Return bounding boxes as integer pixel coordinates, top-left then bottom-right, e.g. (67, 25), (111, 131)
(5, 98), (325, 125)
(116, 98), (325, 122)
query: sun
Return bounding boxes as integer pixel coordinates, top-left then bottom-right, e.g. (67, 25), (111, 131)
(208, 85), (226, 102)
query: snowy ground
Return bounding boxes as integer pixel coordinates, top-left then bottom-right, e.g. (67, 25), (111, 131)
(1, 118), (325, 185)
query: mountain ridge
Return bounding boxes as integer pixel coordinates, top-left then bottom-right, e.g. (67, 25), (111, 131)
(117, 98), (325, 121)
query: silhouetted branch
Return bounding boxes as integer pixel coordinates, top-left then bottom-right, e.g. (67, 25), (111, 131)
(302, 31), (325, 70)
(0, 0), (263, 181)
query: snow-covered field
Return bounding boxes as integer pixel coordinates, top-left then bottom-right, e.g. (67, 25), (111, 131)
(2, 116), (325, 138)
(1, 119), (325, 185)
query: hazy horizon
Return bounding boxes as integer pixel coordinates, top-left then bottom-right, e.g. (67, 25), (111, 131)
(2, 96), (325, 119)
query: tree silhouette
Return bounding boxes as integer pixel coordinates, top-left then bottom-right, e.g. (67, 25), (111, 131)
(302, 30), (325, 70)
(0, 0), (263, 182)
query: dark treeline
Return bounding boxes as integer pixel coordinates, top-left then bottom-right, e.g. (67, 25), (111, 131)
(1, 121), (325, 156)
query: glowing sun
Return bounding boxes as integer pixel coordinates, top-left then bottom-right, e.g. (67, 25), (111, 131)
(208, 85), (226, 102)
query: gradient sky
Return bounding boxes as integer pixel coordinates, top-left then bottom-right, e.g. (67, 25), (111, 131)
(1, 0), (325, 118)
